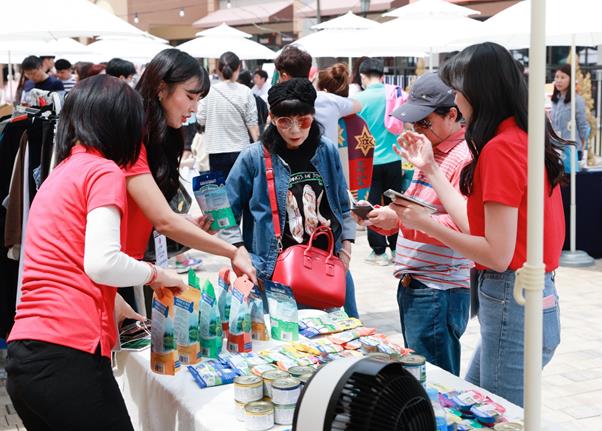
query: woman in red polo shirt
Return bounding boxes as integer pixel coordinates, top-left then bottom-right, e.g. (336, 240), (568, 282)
(118, 49), (256, 312)
(6, 75), (187, 431)
(391, 42), (566, 407)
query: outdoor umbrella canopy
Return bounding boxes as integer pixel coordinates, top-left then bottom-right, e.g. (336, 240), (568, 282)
(311, 10), (380, 30)
(0, 38), (93, 63)
(471, 0), (602, 49)
(195, 23), (252, 38)
(290, 29), (425, 58)
(177, 36), (276, 60)
(0, 0), (146, 41)
(383, 0), (481, 19)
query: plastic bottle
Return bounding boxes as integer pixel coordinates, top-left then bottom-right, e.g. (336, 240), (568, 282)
(427, 388), (448, 431)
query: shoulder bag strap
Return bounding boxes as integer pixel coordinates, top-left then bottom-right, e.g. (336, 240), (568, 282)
(262, 145), (282, 245)
(212, 85), (247, 125)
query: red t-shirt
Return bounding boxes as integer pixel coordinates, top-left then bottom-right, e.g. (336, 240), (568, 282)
(9, 145), (127, 358)
(122, 144), (153, 259)
(467, 117), (565, 272)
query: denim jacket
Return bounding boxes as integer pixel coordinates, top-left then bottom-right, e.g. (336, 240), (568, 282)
(551, 94), (589, 149)
(223, 138), (356, 280)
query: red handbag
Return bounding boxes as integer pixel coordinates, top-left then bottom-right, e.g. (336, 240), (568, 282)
(263, 146), (346, 309)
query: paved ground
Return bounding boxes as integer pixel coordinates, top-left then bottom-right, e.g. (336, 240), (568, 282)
(1, 229), (600, 430)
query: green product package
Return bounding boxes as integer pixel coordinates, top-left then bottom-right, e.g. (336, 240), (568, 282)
(199, 280), (223, 358)
(217, 268), (232, 336)
(264, 280), (299, 342)
(192, 172), (237, 231)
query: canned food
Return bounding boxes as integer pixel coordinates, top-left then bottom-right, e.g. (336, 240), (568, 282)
(234, 375), (264, 403)
(262, 369), (289, 398)
(400, 354), (426, 386)
(298, 373), (312, 387)
(287, 366), (314, 378)
(244, 401), (274, 431)
(274, 403), (296, 425)
(367, 352), (391, 362)
(271, 377), (301, 406)
(234, 400), (247, 422)
(494, 422), (524, 431)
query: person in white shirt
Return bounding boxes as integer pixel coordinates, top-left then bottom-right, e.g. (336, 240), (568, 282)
(252, 69), (270, 103)
(197, 51), (259, 179)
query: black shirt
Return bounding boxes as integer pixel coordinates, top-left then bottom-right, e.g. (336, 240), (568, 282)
(276, 137), (340, 252)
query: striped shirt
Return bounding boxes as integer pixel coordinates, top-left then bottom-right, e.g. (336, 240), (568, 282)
(393, 128), (473, 290)
(61, 77), (76, 94)
(197, 81), (258, 155)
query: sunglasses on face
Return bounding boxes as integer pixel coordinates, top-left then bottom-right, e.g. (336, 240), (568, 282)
(412, 118), (433, 130)
(273, 115), (313, 130)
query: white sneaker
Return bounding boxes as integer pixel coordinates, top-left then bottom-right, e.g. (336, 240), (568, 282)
(374, 252), (392, 266)
(365, 251), (391, 266)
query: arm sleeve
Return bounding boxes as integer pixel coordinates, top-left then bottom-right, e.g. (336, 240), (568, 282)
(575, 96), (589, 148)
(479, 139), (526, 207)
(333, 93), (355, 118)
(222, 148), (256, 245)
(84, 206), (152, 287)
(330, 144), (356, 242)
(197, 94), (208, 126)
(245, 91), (258, 126)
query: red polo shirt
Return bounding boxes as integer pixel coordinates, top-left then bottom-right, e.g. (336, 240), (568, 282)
(9, 145), (127, 358)
(467, 117), (565, 272)
(122, 144), (153, 259)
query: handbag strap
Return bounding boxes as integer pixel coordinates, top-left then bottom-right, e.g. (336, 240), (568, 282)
(262, 145), (282, 245)
(212, 85), (247, 126)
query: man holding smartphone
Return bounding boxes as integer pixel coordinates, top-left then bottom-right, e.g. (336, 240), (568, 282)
(360, 73), (472, 376)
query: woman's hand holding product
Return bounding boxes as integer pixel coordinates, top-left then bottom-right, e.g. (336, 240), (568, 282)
(231, 246), (258, 285)
(150, 266), (189, 297)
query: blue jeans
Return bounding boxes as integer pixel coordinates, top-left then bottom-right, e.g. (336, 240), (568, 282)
(465, 270), (561, 407)
(344, 271), (359, 319)
(397, 278), (470, 376)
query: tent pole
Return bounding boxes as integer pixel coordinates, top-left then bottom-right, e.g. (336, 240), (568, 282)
(559, 37), (595, 267)
(518, 0), (545, 429)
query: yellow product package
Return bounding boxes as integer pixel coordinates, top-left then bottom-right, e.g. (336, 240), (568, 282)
(151, 290), (180, 375)
(174, 279), (201, 365)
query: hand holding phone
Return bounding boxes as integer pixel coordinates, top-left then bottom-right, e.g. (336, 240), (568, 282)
(383, 189), (437, 213)
(348, 191), (374, 221)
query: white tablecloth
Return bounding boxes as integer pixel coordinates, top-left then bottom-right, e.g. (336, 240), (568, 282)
(115, 343), (531, 431)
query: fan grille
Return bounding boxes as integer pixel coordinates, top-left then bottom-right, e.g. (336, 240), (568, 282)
(330, 363), (435, 431)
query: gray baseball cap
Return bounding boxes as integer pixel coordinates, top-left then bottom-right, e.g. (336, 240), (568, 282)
(391, 72), (456, 123)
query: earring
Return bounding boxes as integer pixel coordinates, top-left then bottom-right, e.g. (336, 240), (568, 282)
(158, 94), (163, 102)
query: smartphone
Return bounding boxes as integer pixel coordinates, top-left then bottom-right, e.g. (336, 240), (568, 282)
(383, 189), (437, 213)
(348, 190), (374, 220)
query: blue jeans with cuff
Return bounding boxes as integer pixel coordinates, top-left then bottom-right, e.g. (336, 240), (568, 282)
(465, 270), (561, 407)
(397, 277), (470, 376)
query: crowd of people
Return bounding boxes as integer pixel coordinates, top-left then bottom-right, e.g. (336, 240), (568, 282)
(3, 40), (570, 429)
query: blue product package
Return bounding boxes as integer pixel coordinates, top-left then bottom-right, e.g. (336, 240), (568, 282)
(192, 171), (236, 231)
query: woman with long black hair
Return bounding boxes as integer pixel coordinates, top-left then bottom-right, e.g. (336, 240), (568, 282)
(123, 49), (256, 293)
(6, 75), (187, 430)
(391, 42), (565, 406)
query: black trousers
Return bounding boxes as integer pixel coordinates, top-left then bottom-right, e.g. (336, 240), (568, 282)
(209, 151), (241, 180)
(6, 340), (134, 431)
(367, 160), (402, 255)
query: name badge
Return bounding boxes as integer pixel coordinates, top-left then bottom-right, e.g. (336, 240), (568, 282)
(153, 231), (168, 268)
